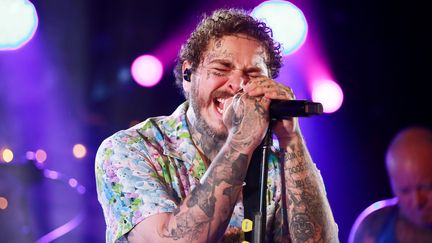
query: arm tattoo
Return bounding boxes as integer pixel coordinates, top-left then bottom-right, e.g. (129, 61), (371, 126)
(160, 149), (248, 241)
(282, 143), (338, 242)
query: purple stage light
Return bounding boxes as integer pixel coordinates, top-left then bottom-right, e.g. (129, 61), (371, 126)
(43, 170), (59, 180)
(131, 54), (163, 87)
(312, 80), (343, 113)
(0, 0), (38, 50)
(77, 185), (86, 194)
(68, 178), (78, 188)
(251, 0), (308, 56)
(26, 151), (36, 160)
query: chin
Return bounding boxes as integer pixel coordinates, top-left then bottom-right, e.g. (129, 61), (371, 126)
(212, 125), (228, 138)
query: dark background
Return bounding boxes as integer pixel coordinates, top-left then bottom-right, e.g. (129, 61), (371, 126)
(0, 0), (430, 242)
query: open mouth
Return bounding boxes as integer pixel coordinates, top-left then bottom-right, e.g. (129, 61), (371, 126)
(214, 98), (226, 115)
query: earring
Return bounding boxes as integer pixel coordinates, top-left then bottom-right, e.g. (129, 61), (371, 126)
(183, 68), (191, 82)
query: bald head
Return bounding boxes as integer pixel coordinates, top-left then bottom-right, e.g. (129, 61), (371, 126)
(386, 127), (432, 171)
(385, 126), (432, 228)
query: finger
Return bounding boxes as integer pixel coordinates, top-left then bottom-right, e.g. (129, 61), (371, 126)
(264, 86), (296, 100)
(248, 83), (295, 100)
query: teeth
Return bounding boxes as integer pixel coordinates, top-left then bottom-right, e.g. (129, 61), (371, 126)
(216, 107), (223, 114)
(216, 98), (225, 115)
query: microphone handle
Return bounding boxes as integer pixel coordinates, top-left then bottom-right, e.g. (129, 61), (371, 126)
(269, 100), (323, 119)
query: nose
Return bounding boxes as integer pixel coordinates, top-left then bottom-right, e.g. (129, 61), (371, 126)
(227, 70), (249, 93)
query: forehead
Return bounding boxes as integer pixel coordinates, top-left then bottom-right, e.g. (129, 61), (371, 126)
(202, 35), (268, 64)
(390, 157), (432, 187)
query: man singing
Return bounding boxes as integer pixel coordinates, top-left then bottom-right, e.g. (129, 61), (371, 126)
(96, 8), (338, 243)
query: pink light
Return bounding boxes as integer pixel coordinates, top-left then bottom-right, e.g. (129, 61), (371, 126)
(35, 149), (47, 163)
(130, 55), (163, 87)
(312, 80), (343, 113)
(68, 178), (78, 188)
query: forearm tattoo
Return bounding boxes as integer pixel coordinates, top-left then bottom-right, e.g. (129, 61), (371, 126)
(282, 143), (338, 242)
(160, 148), (248, 241)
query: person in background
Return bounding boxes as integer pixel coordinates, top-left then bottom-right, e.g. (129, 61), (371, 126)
(349, 126), (432, 242)
(96, 8), (338, 243)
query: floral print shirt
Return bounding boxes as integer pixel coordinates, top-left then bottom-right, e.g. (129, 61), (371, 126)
(95, 102), (285, 243)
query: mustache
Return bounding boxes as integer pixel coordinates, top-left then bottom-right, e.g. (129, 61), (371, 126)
(211, 89), (243, 99)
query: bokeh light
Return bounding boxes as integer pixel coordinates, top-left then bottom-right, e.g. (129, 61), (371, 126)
(130, 54), (163, 87)
(73, 144), (87, 159)
(1, 148), (14, 163)
(251, 0), (308, 55)
(26, 151), (35, 160)
(77, 185), (86, 194)
(43, 170), (59, 179)
(0, 0), (39, 50)
(0, 196), (8, 210)
(68, 178), (78, 188)
(35, 149), (47, 163)
(312, 80), (344, 113)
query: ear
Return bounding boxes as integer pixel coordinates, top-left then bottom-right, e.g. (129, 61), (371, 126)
(182, 61), (192, 95)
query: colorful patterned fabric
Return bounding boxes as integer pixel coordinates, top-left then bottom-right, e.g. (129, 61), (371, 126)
(95, 102), (284, 243)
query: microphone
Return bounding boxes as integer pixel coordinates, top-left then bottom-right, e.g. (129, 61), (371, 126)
(270, 100), (323, 119)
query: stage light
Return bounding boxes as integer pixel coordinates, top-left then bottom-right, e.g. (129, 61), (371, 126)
(26, 151), (36, 160)
(77, 185), (86, 194)
(312, 80), (344, 113)
(0, 0), (38, 50)
(35, 149), (47, 163)
(43, 169), (59, 179)
(251, 0), (308, 55)
(131, 55), (163, 87)
(1, 148), (14, 163)
(68, 178), (78, 188)
(72, 144), (87, 159)
(0, 196), (8, 210)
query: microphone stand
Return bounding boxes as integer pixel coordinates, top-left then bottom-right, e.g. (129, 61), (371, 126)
(244, 122), (274, 243)
(243, 101), (323, 242)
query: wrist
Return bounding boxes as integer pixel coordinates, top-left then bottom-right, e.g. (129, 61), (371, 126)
(277, 131), (303, 149)
(226, 135), (258, 154)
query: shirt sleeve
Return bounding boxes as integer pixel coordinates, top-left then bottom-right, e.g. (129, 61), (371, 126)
(95, 130), (178, 243)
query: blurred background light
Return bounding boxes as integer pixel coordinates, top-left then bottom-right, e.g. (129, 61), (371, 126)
(72, 144), (87, 159)
(130, 54), (163, 87)
(43, 170), (59, 180)
(26, 151), (36, 160)
(312, 80), (344, 113)
(251, 0), (307, 55)
(1, 148), (14, 163)
(0, 0), (38, 50)
(35, 149), (47, 163)
(77, 185), (86, 195)
(0, 196), (8, 210)
(68, 178), (78, 188)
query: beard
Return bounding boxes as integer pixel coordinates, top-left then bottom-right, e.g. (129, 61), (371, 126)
(189, 82), (228, 143)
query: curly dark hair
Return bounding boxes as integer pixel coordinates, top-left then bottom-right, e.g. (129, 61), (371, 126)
(173, 8), (283, 97)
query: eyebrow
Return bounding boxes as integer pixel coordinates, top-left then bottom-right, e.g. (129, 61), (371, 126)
(207, 59), (234, 68)
(207, 59), (264, 73)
